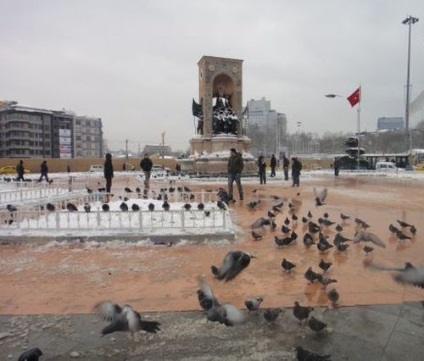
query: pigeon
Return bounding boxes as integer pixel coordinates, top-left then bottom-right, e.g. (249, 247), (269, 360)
(397, 220), (413, 228)
(46, 203), (55, 212)
(293, 301), (314, 323)
(211, 251), (254, 282)
(131, 203), (140, 211)
(18, 347), (43, 361)
(395, 230), (412, 241)
(183, 203), (192, 211)
(247, 200), (261, 210)
(148, 203), (155, 211)
(120, 202), (129, 212)
(327, 288), (340, 306)
(262, 308), (282, 323)
(295, 346), (331, 361)
(6, 204), (17, 212)
(217, 200), (227, 210)
(275, 235), (295, 247)
(333, 233), (351, 246)
(317, 274), (338, 288)
(392, 265), (424, 288)
(323, 212), (329, 219)
(86, 185), (93, 194)
(281, 225), (291, 234)
(83, 202), (91, 213)
(102, 203), (110, 212)
(363, 245), (374, 255)
(304, 267), (320, 283)
(410, 225), (417, 235)
(124, 187), (133, 193)
(251, 230), (263, 241)
(94, 301), (160, 335)
(268, 210), (276, 218)
(340, 212), (350, 221)
(354, 231), (386, 248)
(314, 187), (327, 207)
(281, 258), (296, 272)
(303, 233), (315, 247)
(308, 316), (327, 332)
(336, 243), (349, 252)
(389, 224), (400, 234)
(162, 201), (170, 211)
(354, 217), (370, 229)
(197, 279), (220, 311)
(244, 297), (264, 311)
(207, 303), (247, 326)
(197, 202), (205, 211)
(335, 224), (343, 233)
(250, 217), (268, 229)
(66, 202), (78, 212)
(307, 210), (313, 219)
(319, 259), (332, 273)
(317, 241), (333, 253)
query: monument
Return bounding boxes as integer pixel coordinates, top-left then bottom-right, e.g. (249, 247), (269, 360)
(184, 56), (256, 175)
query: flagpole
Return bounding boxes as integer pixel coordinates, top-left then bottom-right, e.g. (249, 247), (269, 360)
(357, 86), (361, 171)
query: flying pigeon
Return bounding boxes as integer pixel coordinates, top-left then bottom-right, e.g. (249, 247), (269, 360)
(207, 303), (247, 326)
(314, 187), (327, 207)
(197, 278), (220, 311)
(354, 231), (386, 248)
(295, 346), (331, 361)
(94, 301), (160, 335)
(18, 347), (43, 361)
(211, 251), (254, 282)
(367, 261), (424, 289)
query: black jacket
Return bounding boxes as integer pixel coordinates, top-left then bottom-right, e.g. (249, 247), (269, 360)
(140, 157), (153, 172)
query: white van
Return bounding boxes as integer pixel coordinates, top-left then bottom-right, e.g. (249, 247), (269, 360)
(375, 162), (397, 172)
(89, 165), (104, 172)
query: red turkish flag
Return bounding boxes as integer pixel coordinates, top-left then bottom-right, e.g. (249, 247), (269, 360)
(347, 87), (361, 107)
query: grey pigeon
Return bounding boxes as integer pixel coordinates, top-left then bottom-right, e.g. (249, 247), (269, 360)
(197, 279), (220, 311)
(308, 316), (327, 332)
(295, 346), (331, 361)
(94, 301), (160, 335)
(207, 303), (247, 326)
(262, 308), (282, 323)
(354, 231), (386, 248)
(211, 251), (254, 282)
(293, 301), (314, 323)
(83, 202), (91, 213)
(244, 297), (264, 311)
(319, 259), (332, 272)
(304, 267), (320, 283)
(18, 348), (43, 361)
(281, 258), (296, 272)
(314, 188), (327, 207)
(327, 288), (340, 305)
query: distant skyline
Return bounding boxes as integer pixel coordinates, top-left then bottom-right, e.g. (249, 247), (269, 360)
(1, 0), (424, 151)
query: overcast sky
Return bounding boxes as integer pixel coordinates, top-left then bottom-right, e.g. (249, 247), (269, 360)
(1, 0), (424, 151)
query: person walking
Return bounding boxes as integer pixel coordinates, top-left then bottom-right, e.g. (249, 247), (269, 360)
(37, 160), (50, 183)
(16, 160), (25, 181)
(104, 153), (114, 203)
(140, 153), (153, 196)
(258, 155), (267, 185)
(283, 155), (290, 181)
(291, 157), (302, 187)
(334, 157), (340, 177)
(270, 154), (277, 177)
(228, 148), (244, 202)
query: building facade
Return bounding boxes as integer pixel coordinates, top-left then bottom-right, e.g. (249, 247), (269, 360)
(0, 101), (103, 158)
(244, 97), (287, 157)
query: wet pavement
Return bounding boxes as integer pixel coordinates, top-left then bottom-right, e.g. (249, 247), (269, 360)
(1, 173), (424, 360)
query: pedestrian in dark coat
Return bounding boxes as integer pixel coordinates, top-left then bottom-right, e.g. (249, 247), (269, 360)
(283, 155), (289, 181)
(16, 160), (25, 181)
(227, 148), (244, 201)
(258, 155), (267, 184)
(270, 154), (277, 177)
(291, 157), (302, 187)
(37, 160), (49, 182)
(140, 153), (153, 190)
(334, 157), (340, 176)
(104, 153), (114, 202)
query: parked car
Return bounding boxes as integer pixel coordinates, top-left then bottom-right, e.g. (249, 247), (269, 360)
(0, 165), (30, 175)
(375, 162), (397, 172)
(89, 165), (104, 172)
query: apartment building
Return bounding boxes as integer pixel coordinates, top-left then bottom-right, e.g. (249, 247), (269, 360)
(0, 100), (103, 158)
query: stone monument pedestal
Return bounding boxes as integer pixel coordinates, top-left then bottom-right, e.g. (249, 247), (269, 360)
(180, 135), (257, 176)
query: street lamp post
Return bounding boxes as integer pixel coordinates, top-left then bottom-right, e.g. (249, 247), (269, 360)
(402, 15), (419, 163)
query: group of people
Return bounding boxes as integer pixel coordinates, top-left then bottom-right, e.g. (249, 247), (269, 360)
(103, 153), (154, 202)
(15, 159), (51, 183)
(256, 154), (302, 187)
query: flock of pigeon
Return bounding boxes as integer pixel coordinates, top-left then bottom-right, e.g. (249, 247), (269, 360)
(10, 180), (424, 361)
